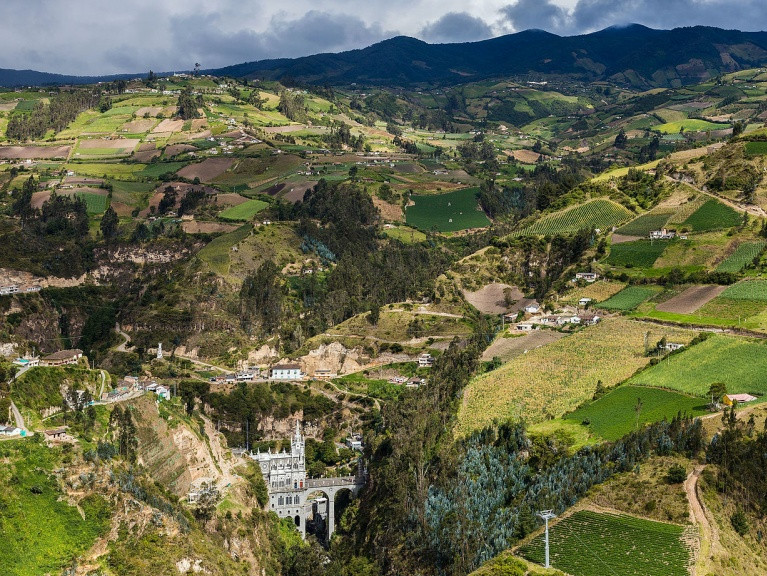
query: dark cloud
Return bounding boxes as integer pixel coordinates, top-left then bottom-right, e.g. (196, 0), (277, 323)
(500, 0), (569, 33)
(420, 12), (493, 43)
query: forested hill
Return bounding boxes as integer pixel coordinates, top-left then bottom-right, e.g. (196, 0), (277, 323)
(209, 25), (767, 88)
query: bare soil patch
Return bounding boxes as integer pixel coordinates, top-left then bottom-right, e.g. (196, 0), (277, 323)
(656, 284), (726, 314)
(190, 119), (208, 131)
(508, 149), (541, 163)
(215, 193), (249, 207)
(0, 145), (71, 159)
(263, 183), (286, 196)
(482, 330), (565, 362)
(133, 149), (161, 162)
(373, 197), (404, 221)
(164, 144), (196, 157)
(79, 138), (139, 150)
(152, 119), (184, 133)
(0, 102), (17, 112)
(64, 176), (104, 186)
(60, 187), (108, 197)
(31, 190), (51, 209)
(122, 118), (157, 133)
(177, 158), (233, 182)
(611, 233), (642, 244)
(187, 129), (212, 140)
(463, 283), (522, 314)
(182, 221), (239, 234)
(110, 202), (133, 217)
(282, 182), (317, 203)
(135, 106), (163, 117)
(262, 125), (306, 133)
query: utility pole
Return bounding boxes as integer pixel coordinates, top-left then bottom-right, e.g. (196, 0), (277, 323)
(537, 510), (557, 569)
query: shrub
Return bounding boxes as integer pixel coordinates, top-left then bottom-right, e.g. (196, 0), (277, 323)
(666, 464), (687, 484)
(731, 509), (749, 536)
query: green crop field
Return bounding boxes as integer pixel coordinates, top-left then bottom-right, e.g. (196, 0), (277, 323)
(219, 199), (269, 221)
(745, 141), (767, 156)
(516, 199), (633, 237)
(721, 279), (767, 300)
(630, 334), (767, 396)
(716, 241), (767, 273)
(0, 440), (112, 576)
(564, 385), (708, 440)
(136, 161), (188, 179)
(616, 210), (673, 237)
(383, 225), (427, 244)
(76, 192), (108, 214)
(518, 510), (689, 576)
(65, 162), (145, 179)
(681, 199), (741, 231)
(406, 188), (490, 232)
(605, 239), (669, 267)
(597, 285), (659, 310)
(654, 118), (728, 134)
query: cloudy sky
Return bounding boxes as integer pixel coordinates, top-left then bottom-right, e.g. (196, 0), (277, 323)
(2, 0), (766, 75)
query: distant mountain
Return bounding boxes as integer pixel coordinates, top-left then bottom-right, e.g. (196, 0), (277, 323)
(208, 25), (767, 88)
(1, 25), (767, 89)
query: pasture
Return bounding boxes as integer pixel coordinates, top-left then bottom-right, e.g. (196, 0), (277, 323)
(219, 199), (269, 222)
(76, 192), (108, 214)
(564, 385), (708, 441)
(517, 510), (689, 576)
(629, 334), (767, 396)
(515, 199), (632, 237)
(405, 188), (490, 232)
(681, 199), (741, 231)
(597, 285), (660, 311)
(745, 141), (767, 156)
(457, 318), (693, 435)
(382, 225), (427, 244)
(604, 239), (669, 267)
(197, 223), (252, 275)
(716, 241), (766, 273)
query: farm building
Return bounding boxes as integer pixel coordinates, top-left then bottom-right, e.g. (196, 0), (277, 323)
(723, 393), (757, 406)
(406, 377), (426, 388)
(650, 228), (676, 240)
(0, 425), (21, 436)
(578, 297), (592, 307)
(580, 313), (601, 326)
(418, 353), (434, 367)
(313, 369), (337, 379)
(664, 342), (685, 352)
(524, 301), (541, 314)
(41, 349), (83, 367)
(575, 272), (599, 282)
(44, 427), (67, 440)
(271, 364), (302, 380)
(515, 322), (536, 332)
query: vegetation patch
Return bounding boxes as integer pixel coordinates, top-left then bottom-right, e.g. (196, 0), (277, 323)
(516, 199), (633, 237)
(598, 285), (660, 310)
(681, 199), (741, 232)
(406, 188), (490, 232)
(616, 210), (673, 237)
(654, 118), (728, 133)
(76, 191), (108, 214)
(716, 241), (766, 273)
(630, 334), (767, 395)
(721, 278), (767, 301)
(604, 239), (669, 267)
(197, 223), (252, 275)
(218, 198), (269, 221)
(565, 385), (708, 441)
(744, 141), (767, 156)
(517, 510), (689, 576)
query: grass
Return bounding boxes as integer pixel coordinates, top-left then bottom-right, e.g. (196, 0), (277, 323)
(65, 162), (145, 179)
(654, 118), (728, 133)
(681, 199), (742, 232)
(517, 510), (689, 576)
(616, 210), (673, 237)
(197, 223), (252, 275)
(629, 334), (767, 396)
(598, 285), (660, 311)
(721, 279), (767, 301)
(11, 365), (99, 414)
(562, 281), (626, 305)
(638, 297), (767, 329)
(716, 241), (767, 273)
(135, 161), (187, 179)
(564, 385), (709, 441)
(76, 192), (108, 214)
(605, 239), (670, 267)
(218, 199), (269, 222)
(515, 199), (633, 237)
(382, 225), (427, 244)
(0, 439), (112, 576)
(406, 188), (490, 232)
(744, 141), (767, 156)
(457, 318), (693, 435)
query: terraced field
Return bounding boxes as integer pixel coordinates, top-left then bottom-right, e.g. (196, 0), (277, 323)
(597, 285), (661, 311)
(616, 210), (673, 237)
(721, 278), (767, 301)
(517, 510), (689, 576)
(515, 199), (633, 237)
(604, 239), (670, 268)
(219, 199), (269, 221)
(681, 199), (741, 231)
(716, 241), (766, 272)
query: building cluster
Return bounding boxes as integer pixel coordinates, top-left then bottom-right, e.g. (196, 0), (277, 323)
(0, 284), (42, 296)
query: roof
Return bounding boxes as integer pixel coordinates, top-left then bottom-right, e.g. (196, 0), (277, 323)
(42, 349), (82, 361)
(726, 393), (757, 403)
(44, 427), (67, 436)
(272, 364), (300, 371)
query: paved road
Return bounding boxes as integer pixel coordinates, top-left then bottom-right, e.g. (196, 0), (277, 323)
(10, 400), (25, 430)
(114, 323), (132, 352)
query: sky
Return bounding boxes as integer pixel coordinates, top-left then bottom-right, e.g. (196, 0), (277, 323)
(2, 0), (766, 75)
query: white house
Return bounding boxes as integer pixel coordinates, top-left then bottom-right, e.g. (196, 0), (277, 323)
(515, 322), (535, 332)
(270, 364), (302, 380)
(0, 426), (21, 436)
(418, 353), (434, 368)
(575, 272), (599, 282)
(155, 386), (171, 401)
(578, 297), (592, 307)
(524, 302), (541, 314)
(664, 342), (685, 352)
(650, 228), (675, 240)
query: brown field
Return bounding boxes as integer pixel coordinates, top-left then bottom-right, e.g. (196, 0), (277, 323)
(655, 284), (726, 314)
(215, 193), (249, 207)
(122, 118), (157, 133)
(0, 102), (17, 112)
(181, 221), (239, 234)
(187, 130), (212, 140)
(133, 149), (161, 162)
(282, 182), (316, 203)
(135, 106), (163, 117)
(373, 197), (404, 221)
(152, 119), (184, 133)
(176, 158), (233, 182)
(64, 176), (104, 186)
(0, 145), (71, 159)
(31, 191), (51, 209)
(79, 138), (139, 150)
(262, 125), (306, 133)
(481, 329), (565, 362)
(110, 202), (133, 217)
(164, 144), (196, 157)
(463, 283), (522, 314)
(61, 187), (108, 196)
(508, 149), (541, 163)
(190, 119), (208, 131)
(263, 183), (286, 196)
(611, 233), (642, 244)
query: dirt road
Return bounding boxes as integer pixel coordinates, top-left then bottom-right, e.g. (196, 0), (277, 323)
(685, 465), (720, 576)
(10, 400), (25, 430)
